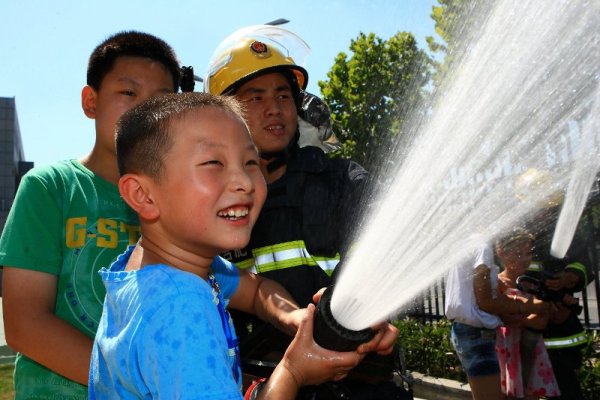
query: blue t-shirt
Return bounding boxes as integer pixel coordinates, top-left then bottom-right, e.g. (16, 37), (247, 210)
(89, 246), (242, 399)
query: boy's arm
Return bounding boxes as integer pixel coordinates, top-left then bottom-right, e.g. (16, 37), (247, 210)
(2, 267), (92, 385)
(228, 271), (302, 336)
(254, 304), (363, 399)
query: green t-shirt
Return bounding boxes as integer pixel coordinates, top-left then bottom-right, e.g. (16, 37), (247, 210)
(0, 160), (140, 399)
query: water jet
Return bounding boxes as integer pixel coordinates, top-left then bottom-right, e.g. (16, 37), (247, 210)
(327, 0), (600, 332)
(313, 286), (374, 351)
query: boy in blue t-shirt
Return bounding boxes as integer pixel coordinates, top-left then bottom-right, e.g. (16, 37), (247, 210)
(89, 92), (390, 399)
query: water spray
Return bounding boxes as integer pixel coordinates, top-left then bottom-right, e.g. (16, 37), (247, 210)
(327, 0), (600, 332)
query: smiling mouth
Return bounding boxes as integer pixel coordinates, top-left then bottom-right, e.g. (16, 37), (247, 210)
(265, 124), (284, 133)
(217, 206), (249, 220)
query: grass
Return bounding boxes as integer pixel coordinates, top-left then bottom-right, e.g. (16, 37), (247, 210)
(0, 365), (14, 400)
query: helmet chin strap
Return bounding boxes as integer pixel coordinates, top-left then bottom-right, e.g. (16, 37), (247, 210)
(260, 131), (300, 173)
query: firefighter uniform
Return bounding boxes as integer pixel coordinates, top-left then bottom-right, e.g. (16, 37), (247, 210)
(222, 144), (369, 360)
(209, 25), (412, 399)
(527, 222), (593, 400)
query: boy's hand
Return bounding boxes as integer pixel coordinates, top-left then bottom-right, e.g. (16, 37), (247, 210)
(278, 308), (306, 336)
(357, 322), (399, 355)
(281, 304), (362, 386)
(312, 287), (399, 355)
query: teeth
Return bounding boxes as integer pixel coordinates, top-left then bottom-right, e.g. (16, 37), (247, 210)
(218, 207), (249, 218)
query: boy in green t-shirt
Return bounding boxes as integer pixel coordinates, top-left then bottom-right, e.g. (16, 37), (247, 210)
(0, 31), (184, 399)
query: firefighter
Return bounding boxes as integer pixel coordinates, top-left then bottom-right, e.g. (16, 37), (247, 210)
(515, 168), (594, 400)
(205, 25), (411, 399)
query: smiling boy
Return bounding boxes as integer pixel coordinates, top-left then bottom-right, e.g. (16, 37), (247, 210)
(0, 31), (182, 399)
(89, 92), (374, 399)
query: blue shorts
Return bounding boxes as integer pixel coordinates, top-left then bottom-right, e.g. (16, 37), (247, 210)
(450, 322), (499, 378)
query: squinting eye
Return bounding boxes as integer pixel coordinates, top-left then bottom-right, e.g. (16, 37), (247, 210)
(201, 160), (222, 166)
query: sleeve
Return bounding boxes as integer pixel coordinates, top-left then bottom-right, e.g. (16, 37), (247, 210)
(0, 168), (63, 274)
(472, 243), (494, 270)
(137, 290), (242, 399)
(563, 222), (595, 291)
(338, 160), (370, 255)
(212, 256), (240, 303)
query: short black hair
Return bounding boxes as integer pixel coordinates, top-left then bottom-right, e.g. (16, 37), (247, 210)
(87, 31), (181, 92)
(116, 92), (247, 179)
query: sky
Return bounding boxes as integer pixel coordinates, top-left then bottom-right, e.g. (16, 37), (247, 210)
(0, 0), (439, 167)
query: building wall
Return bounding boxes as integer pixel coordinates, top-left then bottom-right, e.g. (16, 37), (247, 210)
(0, 97), (33, 295)
(0, 97), (31, 231)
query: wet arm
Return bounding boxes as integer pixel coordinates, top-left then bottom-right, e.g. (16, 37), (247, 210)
(2, 267), (92, 385)
(228, 271), (301, 336)
(256, 304), (362, 399)
(473, 265), (544, 315)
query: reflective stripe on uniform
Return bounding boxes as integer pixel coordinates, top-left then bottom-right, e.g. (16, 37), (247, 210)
(544, 332), (588, 349)
(527, 262), (542, 272)
(234, 240), (340, 276)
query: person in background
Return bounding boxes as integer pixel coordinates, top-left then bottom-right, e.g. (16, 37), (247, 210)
(525, 212), (592, 400)
(514, 168), (594, 400)
(89, 92), (391, 399)
(445, 235), (547, 400)
(0, 31), (190, 399)
(204, 25), (404, 399)
(495, 227), (559, 399)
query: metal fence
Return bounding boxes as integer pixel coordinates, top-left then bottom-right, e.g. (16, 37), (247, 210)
(400, 188), (600, 330)
(406, 240), (600, 330)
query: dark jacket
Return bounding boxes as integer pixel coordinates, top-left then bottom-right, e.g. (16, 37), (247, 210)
(526, 218), (594, 349)
(222, 144), (369, 359)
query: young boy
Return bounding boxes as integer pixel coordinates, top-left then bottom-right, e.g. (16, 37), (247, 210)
(0, 31), (182, 398)
(89, 92), (374, 399)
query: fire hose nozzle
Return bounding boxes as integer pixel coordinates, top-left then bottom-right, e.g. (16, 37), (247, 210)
(313, 286), (375, 351)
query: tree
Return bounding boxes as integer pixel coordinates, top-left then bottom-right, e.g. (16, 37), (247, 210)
(318, 32), (431, 171)
(427, 0), (487, 84)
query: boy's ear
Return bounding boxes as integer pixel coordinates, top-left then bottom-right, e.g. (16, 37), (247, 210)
(81, 86), (97, 119)
(119, 174), (160, 221)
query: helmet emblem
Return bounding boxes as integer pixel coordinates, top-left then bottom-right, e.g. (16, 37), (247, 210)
(250, 41), (268, 54)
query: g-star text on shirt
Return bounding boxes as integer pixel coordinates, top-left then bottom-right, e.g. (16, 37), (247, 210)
(65, 217), (140, 248)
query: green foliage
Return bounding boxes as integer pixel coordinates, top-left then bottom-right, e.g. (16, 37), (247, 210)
(427, 0), (467, 57)
(318, 32), (431, 171)
(396, 317), (600, 399)
(427, 0), (484, 85)
(394, 318), (466, 382)
(579, 330), (600, 400)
